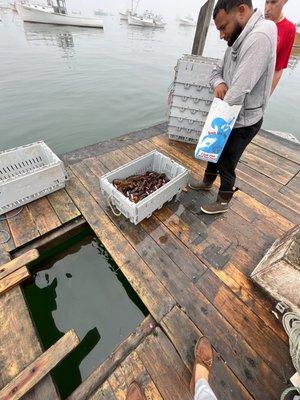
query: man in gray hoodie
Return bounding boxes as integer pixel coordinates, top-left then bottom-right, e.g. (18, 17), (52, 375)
(189, 0), (277, 214)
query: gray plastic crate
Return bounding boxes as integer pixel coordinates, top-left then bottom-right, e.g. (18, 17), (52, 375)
(170, 106), (209, 122)
(168, 126), (200, 144)
(0, 141), (68, 215)
(100, 150), (189, 225)
(172, 95), (212, 112)
(169, 116), (205, 131)
(175, 55), (220, 86)
(173, 82), (214, 101)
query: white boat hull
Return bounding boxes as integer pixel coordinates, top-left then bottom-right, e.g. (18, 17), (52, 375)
(119, 11), (128, 20)
(179, 18), (196, 26)
(16, 4), (103, 28)
(128, 14), (143, 26)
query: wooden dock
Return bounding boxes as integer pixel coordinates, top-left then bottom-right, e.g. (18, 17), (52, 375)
(0, 124), (299, 400)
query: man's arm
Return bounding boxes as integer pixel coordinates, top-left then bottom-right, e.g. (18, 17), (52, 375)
(224, 32), (273, 106)
(210, 55), (228, 100)
(271, 69), (283, 95)
(210, 57), (226, 89)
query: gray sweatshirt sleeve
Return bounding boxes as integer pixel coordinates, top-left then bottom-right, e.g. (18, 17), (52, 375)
(210, 57), (226, 89)
(224, 33), (272, 106)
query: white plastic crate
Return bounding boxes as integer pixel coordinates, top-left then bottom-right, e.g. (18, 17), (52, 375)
(0, 141), (68, 215)
(100, 150), (189, 225)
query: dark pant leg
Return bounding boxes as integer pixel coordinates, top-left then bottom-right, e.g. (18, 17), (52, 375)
(217, 119), (263, 191)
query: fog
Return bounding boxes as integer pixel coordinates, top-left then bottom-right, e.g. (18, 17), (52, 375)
(66, 0), (300, 23)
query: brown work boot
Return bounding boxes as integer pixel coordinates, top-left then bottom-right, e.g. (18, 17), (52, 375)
(190, 337), (213, 396)
(126, 382), (145, 400)
(201, 189), (238, 215)
(188, 173), (218, 191)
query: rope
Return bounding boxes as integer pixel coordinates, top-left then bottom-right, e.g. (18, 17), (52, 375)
(280, 386), (300, 400)
(283, 312), (300, 373)
(0, 207), (24, 244)
(280, 312), (300, 399)
(108, 197), (122, 217)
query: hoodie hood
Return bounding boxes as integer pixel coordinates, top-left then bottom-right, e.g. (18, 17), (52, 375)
(231, 9), (263, 60)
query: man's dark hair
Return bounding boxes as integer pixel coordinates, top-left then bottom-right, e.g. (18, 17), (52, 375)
(213, 0), (253, 19)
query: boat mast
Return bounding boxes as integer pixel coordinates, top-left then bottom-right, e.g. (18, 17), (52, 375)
(134, 0), (140, 14)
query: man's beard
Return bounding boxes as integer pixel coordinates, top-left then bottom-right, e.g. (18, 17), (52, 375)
(228, 22), (243, 47)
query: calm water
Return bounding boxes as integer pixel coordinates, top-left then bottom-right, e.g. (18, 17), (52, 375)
(0, 9), (299, 155)
(23, 233), (147, 399)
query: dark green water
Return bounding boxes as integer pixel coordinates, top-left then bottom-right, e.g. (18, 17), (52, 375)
(23, 232), (148, 399)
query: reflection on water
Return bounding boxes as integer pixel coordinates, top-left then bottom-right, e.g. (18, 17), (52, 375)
(24, 23), (75, 58)
(22, 22), (104, 58)
(0, 10), (299, 155)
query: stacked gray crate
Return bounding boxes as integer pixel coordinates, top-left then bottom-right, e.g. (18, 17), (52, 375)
(168, 55), (220, 144)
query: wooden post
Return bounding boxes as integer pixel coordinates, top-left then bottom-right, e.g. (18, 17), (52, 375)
(192, 0), (215, 56)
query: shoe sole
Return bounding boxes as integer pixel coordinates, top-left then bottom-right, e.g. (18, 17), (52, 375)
(200, 207), (228, 215)
(188, 184), (212, 191)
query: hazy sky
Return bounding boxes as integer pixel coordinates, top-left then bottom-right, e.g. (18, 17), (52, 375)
(67, 0), (300, 22)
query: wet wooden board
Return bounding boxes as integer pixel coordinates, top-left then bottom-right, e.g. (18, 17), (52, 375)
(73, 146), (292, 399)
(0, 330), (79, 400)
(119, 142), (289, 343)
(0, 249), (39, 280)
(69, 316), (157, 400)
(3, 191), (81, 251)
(0, 266), (30, 295)
(47, 189), (81, 224)
(161, 306), (254, 400)
(0, 255), (59, 400)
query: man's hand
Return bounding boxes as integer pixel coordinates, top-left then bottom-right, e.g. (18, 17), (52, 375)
(214, 83), (228, 100)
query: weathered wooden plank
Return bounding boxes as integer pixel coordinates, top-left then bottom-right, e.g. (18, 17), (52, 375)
(27, 197), (61, 236)
(240, 151), (294, 185)
(68, 316), (157, 400)
(211, 262), (288, 343)
(0, 267), (30, 295)
(88, 381), (116, 400)
(251, 225), (300, 315)
(196, 270), (292, 378)
(252, 134), (300, 164)
(192, 0), (215, 55)
(6, 206), (40, 248)
(0, 330), (80, 400)
(0, 249), (39, 280)
(161, 306), (254, 400)
(91, 148), (287, 399)
(107, 362), (128, 400)
(0, 280), (59, 399)
(65, 167), (175, 321)
(268, 199), (300, 225)
(0, 219), (15, 253)
(137, 329), (193, 400)
(13, 217), (86, 258)
(285, 172), (300, 193)
(246, 143), (299, 176)
(119, 351), (164, 400)
(47, 189), (81, 224)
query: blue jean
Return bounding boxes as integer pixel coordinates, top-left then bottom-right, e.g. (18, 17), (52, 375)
(195, 379), (218, 400)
